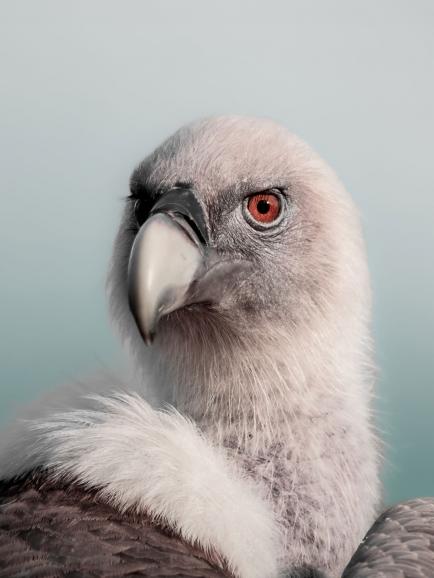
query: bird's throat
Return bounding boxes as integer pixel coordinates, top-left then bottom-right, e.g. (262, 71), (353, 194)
(151, 321), (326, 451)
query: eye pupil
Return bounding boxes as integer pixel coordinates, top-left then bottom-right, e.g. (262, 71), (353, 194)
(256, 199), (270, 214)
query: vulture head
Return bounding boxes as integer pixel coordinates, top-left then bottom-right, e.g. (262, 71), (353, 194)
(108, 117), (371, 435)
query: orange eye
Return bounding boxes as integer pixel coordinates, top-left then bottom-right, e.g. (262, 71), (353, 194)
(246, 192), (282, 224)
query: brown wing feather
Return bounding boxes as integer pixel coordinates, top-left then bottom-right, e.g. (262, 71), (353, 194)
(342, 498), (434, 578)
(4, 474), (433, 578)
(0, 472), (230, 578)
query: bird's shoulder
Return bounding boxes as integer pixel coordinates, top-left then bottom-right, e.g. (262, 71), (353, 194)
(0, 471), (230, 578)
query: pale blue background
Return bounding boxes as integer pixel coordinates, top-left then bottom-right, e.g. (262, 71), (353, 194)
(0, 1), (433, 505)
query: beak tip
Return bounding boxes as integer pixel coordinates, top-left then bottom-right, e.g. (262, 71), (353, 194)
(133, 316), (157, 346)
(143, 330), (155, 346)
(128, 301), (158, 347)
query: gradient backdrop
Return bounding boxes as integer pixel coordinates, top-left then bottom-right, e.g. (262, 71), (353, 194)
(1, 1), (433, 505)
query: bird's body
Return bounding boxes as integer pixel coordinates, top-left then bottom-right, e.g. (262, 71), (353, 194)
(0, 117), (431, 578)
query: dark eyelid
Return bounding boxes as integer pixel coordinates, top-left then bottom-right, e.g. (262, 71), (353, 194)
(242, 187), (288, 200)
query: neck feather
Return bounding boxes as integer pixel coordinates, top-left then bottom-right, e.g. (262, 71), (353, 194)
(138, 310), (372, 450)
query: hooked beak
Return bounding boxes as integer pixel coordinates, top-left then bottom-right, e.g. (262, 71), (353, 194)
(127, 189), (209, 344)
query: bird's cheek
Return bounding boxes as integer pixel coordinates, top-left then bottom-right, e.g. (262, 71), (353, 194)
(189, 258), (254, 307)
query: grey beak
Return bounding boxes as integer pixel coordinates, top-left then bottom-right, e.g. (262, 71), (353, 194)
(127, 191), (207, 344)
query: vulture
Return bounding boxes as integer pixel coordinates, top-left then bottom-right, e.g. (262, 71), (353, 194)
(0, 116), (433, 578)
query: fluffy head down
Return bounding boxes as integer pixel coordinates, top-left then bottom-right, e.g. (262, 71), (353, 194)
(110, 116), (369, 333)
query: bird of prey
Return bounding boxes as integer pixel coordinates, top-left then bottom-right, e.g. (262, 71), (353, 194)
(0, 117), (433, 578)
